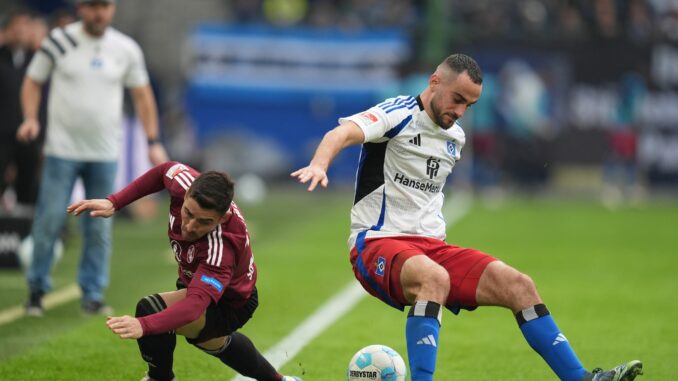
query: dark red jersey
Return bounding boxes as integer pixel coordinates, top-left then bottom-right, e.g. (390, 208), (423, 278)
(108, 162), (256, 335)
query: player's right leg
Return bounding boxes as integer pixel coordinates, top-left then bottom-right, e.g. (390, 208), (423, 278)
(25, 156), (80, 316)
(350, 236), (448, 381)
(400, 255), (449, 381)
(135, 291), (182, 381)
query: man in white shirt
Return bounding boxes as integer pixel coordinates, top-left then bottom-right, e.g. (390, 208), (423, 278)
(292, 54), (642, 381)
(16, 0), (168, 316)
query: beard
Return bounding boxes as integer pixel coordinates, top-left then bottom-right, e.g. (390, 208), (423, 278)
(430, 94), (455, 129)
(84, 20), (108, 36)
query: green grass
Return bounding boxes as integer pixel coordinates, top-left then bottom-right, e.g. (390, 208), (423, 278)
(0, 191), (676, 380)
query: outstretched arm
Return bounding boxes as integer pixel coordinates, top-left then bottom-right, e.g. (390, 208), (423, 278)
(105, 292), (211, 339)
(67, 199), (115, 218)
(291, 121), (364, 191)
(68, 162), (177, 217)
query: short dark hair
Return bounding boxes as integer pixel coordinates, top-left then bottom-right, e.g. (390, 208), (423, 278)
(444, 54), (483, 85)
(186, 171), (235, 215)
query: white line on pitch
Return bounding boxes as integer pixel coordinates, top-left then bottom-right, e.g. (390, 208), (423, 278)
(231, 192), (473, 380)
(0, 283), (80, 326)
(442, 190), (474, 225)
(231, 280), (366, 381)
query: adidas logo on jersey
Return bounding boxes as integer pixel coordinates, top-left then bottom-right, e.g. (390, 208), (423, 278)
(552, 333), (568, 346)
(416, 335), (437, 347)
(409, 134), (421, 146)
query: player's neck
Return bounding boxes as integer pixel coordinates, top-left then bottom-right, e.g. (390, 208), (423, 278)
(419, 90), (435, 124)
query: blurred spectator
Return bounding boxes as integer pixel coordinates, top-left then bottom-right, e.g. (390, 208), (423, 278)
(0, 8), (42, 215)
(626, 0), (655, 41)
(602, 72), (647, 206)
(469, 74), (503, 197)
(17, 0), (168, 317)
(558, 1), (588, 40)
(497, 59), (554, 188)
(517, 0), (550, 35)
(28, 15), (48, 50)
(593, 0), (621, 39)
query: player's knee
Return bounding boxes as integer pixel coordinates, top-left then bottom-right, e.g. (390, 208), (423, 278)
(135, 294), (167, 318)
(410, 264), (450, 302)
(507, 272), (539, 303)
(193, 335), (229, 355)
(426, 265), (450, 293)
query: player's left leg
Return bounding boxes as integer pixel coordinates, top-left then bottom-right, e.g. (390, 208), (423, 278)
(189, 288), (302, 381)
(476, 261), (642, 381)
(476, 261), (588, 380)
(194, 333), (299, 381)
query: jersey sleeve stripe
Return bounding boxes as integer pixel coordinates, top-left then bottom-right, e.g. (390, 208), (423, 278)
(179, 172), (194, 183)
(211, 228), (221, 266)
(38, 46), (56, 64)
(377, 96), (411, 111)
(215, 225), (224, 267)
(174, 174), (189, 190)
(207, 229), (214, 265)
(182, 171), (196, 182)
(59, 27), (78, 48)
(383, 98), (417, 113)
(384, 114), (412, 138)
(47, 33), (66, 55)
(177, 172), (194, 188)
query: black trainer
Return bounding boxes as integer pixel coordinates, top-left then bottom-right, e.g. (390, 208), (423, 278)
(25, 291), (44, 317)
(81, 300), (113, 315)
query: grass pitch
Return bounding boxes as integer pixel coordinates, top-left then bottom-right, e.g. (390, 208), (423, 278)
(0, 191), (676, 380)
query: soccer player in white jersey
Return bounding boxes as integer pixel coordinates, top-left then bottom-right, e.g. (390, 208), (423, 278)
(292, 54), (642, 381)
(16, 0), (168, 316)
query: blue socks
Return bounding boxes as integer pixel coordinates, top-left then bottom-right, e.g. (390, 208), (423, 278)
(517, 304), (587, 381)
(406, 301), (442, 381)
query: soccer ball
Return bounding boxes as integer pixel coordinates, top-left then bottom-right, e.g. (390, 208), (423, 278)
(347, 344), (407, 381)
(17, 235), (63, 270)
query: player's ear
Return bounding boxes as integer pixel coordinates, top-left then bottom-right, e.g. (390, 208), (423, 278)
(429, 73), (440, 87)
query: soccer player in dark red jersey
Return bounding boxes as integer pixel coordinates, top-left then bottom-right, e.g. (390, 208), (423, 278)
(68, 162), (301, 381)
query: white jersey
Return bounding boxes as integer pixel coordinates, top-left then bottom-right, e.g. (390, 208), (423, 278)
(343, 95), (466, 249)
(27, 21), (149, 161)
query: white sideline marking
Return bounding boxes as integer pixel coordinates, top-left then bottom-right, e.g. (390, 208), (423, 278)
(231, 281), (366, 381)
(442, 190), (474, 225)
(0, 283), (80, 326)
(232, 192), (473, 380)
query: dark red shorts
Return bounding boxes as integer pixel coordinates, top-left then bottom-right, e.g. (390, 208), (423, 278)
(350, 235), (496, 313)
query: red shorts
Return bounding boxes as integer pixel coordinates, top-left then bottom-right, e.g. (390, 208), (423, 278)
(350, 235), (496, 313)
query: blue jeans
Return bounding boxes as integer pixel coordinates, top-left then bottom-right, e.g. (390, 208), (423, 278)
(26, 156), (117, 303)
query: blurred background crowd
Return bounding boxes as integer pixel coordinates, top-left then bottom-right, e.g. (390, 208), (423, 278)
(2, 0), (678, 215)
